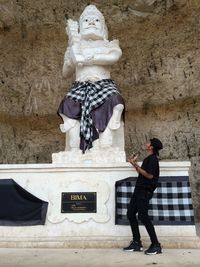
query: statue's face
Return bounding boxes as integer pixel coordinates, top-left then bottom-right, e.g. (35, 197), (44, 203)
(80, 14), (105, 40)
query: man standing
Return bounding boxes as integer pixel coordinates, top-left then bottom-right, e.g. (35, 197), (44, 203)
(123, 138), (163, 255)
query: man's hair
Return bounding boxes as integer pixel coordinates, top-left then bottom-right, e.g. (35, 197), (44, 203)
(153, 147), (159, 156)
(150, 138), (163, 156)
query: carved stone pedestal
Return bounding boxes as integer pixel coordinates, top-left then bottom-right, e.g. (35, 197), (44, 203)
(0, 161), (199, 248)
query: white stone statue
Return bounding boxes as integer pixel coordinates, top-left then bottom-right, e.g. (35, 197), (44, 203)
(53, 5), (125, 163)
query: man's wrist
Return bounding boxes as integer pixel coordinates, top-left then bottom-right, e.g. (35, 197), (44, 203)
(135, 165), (140, 171)
(132, 162), (139, 170)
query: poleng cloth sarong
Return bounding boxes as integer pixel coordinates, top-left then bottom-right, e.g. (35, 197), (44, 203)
(58, 79), (124, 152)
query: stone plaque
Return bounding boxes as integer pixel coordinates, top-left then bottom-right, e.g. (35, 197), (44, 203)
(61, 192), (97, 213)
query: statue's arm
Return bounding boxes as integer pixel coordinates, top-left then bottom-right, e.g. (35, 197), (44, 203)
(93, 48), (122, 65)
(63, 47), (76, 78)
(85, 40), (122, 66)
(62, 19), (79, 78)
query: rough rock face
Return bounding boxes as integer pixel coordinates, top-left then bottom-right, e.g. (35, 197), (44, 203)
(0, 0), (200, 229)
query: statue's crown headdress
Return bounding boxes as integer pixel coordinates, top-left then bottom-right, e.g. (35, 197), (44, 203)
(80, 5), (105, 22)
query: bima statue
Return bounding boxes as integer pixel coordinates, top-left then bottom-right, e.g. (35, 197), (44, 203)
(55, 5), (125, 163)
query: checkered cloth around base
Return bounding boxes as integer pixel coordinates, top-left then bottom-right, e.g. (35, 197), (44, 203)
(115, 176), (195, 225)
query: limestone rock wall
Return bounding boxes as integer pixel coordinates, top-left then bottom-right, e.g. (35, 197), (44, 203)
(0, 0), (200, 228)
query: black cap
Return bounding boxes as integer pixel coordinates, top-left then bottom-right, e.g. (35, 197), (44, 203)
(150, 138), (163, 151)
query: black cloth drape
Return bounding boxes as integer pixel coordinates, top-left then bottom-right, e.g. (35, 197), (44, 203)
(0, 179), (48, 226)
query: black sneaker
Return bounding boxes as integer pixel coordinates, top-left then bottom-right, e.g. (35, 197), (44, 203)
(145, 243), (162, 255)
(123, 241), (143, 252)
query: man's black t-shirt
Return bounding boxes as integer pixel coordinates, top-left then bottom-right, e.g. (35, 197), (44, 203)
(135, 154), (160, 191)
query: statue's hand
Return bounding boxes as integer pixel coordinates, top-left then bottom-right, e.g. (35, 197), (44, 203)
(82, 50), (94, 64)
(83, 54), (94, 65)
(66, 19), (79, 46)
(76, 55), (93, 66)
(71, 48), (94, 66)
(70, 45), (84, 65)
(70, 45), (96, 65)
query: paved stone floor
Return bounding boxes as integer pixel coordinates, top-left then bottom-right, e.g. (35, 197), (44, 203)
(0, 248), (200, 267)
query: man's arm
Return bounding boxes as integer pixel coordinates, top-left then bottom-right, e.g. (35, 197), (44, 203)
(128, 158), (154, 180)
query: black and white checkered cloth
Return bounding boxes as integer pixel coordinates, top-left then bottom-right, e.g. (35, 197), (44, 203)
(67, 79), (119, 151)
(115, 176), (194, 225)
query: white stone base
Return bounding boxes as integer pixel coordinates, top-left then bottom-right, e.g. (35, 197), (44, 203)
(0, 161), (198, 248)
(52, 147), (126, 164)
(0, 236), (200, 249)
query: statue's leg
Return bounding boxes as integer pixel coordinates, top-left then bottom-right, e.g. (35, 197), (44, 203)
(99, 127), (113, 148)
(68, 121), (80, 150)
(99, 104), (124, 148)
(91, 138), (100, 150)
(107, 104), (124, 130)
(59, 113), (77, 133)
(59, 113), (80, 150)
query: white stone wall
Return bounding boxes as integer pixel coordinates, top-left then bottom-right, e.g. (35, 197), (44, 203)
(0, 161), (197, 248)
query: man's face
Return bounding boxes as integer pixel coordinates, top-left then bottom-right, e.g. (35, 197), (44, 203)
(80, 15), (104, 40)
(145, 143), (153, 152)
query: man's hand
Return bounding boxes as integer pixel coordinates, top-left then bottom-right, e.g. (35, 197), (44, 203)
(128, 155), (153, 179)
(128, 155), (138, 165)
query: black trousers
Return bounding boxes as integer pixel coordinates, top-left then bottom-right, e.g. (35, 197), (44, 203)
(127, 187), (159, 244)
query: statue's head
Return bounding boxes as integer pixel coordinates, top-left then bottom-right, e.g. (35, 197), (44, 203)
(79, 5), (108, 40)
